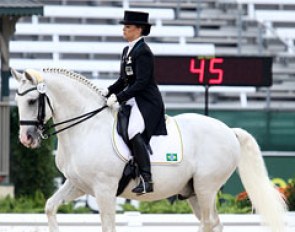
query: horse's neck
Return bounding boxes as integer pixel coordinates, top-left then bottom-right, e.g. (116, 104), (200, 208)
(46, 73), (109, 121)
(44, 73), (117, 175)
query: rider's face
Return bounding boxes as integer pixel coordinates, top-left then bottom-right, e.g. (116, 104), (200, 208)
(123, 25), (142, 42)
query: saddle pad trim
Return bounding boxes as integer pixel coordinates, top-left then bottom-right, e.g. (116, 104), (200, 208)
(112, 113), (128, 162)
(112, 114), (183, 165)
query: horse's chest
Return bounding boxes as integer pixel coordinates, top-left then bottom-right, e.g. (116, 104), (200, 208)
(65, 169), (94, 193)
(59, 158), (93, 192)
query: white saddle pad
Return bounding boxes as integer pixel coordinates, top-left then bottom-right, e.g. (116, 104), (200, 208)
(112, 115), (183, 165)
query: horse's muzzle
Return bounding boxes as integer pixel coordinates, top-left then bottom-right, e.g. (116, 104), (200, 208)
(19, 126), (41, 149)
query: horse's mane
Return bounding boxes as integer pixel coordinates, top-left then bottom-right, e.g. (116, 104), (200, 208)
(42, 68), (101, 96)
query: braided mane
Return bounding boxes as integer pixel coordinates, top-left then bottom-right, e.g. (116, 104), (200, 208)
(43, 68), (101, 96)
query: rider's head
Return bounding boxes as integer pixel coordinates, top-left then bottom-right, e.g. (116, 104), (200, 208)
(120, 10), (151, 41)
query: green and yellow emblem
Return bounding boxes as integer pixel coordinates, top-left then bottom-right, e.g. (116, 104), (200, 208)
(166, 153), (178, 161)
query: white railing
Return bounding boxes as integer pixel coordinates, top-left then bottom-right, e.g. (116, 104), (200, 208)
(15, 23), (196, 44)
(0, 213), (294, 232)
(236, 0), (295, 19)
(43, 5), (174, 26)
(253, 10), (295, 54)
(12, 22), (214, 77)
(10, 40), (214, 57)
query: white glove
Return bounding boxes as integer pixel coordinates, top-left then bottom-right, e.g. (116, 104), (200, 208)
(107, 94), (118, 107)
(98, 88), (109, 97)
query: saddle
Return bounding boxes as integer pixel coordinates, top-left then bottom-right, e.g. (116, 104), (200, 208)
(114, 106), (183, 195)
(113, 113), (183, 164)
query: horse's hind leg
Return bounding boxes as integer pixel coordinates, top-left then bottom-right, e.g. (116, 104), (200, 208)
(185, 177), (222, 232)
(45, 179), (84, 232)
(196, 189), (223, 232)
(187, 195), (201, 220)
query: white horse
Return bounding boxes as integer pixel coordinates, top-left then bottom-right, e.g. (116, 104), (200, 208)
(12, 68), (287, 232)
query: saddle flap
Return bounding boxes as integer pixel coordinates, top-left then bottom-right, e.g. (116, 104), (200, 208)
(112, 115), (183, 165)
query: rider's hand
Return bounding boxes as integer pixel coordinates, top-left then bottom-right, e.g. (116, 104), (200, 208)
(107, 94), (118, 107)
(98, 88), (109, 97)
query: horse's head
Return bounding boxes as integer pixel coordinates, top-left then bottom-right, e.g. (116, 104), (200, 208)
(11, 68), (53, 148)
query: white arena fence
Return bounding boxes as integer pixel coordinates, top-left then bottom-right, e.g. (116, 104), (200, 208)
(0, 213), (294, 232)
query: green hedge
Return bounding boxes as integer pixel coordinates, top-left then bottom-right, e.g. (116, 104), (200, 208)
(2, 186), (295, 213)
(10, 107), (58, 198)
(0, 192), (248, 214)
(0, 191), (90, 213)
(121, 193), (252, 214)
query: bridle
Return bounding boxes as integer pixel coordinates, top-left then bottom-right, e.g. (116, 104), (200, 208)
(17, 83), (107, 139)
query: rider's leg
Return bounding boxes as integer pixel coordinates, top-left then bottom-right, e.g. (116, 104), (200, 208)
(130, 133), (153, 194)
(125, 99), (153, 194)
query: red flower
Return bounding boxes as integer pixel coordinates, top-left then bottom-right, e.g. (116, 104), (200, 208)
(236, 191), (248, 201)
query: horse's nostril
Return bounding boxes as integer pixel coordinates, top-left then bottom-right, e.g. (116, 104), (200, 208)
(27, 133), (32, 141)
(27, 130), (35, 141)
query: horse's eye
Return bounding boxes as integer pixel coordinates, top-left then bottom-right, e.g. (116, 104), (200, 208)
(28, 99), (37, 106)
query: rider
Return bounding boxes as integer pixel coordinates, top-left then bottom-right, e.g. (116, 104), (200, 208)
(99, 10), (167, 194)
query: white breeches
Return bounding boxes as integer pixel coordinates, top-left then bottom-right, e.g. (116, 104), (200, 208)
(126, 98), (145, 140)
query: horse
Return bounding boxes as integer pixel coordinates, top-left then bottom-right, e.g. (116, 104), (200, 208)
(11, 67), (287, 232)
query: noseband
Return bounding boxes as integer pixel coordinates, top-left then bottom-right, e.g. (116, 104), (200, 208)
(17, 83), (107, 139)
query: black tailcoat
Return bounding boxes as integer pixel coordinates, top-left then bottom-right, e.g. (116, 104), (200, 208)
(108, 38), (167, 142)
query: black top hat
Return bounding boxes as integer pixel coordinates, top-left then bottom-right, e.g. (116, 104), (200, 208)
(120, 10), (152, 36)
(120, 10), (151, 26)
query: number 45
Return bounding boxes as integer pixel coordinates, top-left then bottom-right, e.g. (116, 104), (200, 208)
(190, 58), (224, 84)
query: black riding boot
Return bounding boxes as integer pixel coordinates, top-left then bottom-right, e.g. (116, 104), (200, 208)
(131, 133), (153, 194)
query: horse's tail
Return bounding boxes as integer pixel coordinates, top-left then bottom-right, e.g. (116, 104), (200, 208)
(233, 128), (287, 232)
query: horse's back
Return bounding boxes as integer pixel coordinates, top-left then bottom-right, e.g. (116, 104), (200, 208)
(172, 112), (237, 140)
(172, 113), (240, 180)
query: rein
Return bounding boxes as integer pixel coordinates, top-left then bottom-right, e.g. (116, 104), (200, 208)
(17, 85), (108, 139)
(44, 105), (108, 138)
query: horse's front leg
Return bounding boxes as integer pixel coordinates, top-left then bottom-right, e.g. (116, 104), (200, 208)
(45, 179), (84, 232)
(95, 182), (118, 232)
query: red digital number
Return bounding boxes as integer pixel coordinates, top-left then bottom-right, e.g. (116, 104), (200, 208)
(190, 58), (205, 83)
(209, 58), (224, 84)
(189, 58), (224, 84)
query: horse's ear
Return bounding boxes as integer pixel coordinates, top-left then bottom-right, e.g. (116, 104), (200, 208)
(11, 68), (22, 82)
(24, 71), (35, 83)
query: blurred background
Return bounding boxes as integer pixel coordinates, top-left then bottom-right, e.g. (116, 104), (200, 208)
(0, 0), (294, 213)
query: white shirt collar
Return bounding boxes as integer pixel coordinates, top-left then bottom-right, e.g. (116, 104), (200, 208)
(128, 36), (143, 54)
